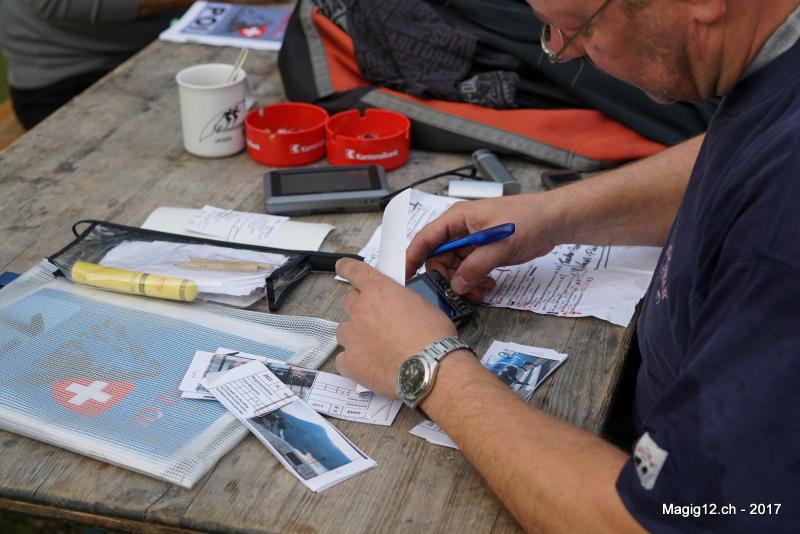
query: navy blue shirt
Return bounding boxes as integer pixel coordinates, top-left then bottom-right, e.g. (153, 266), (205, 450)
(616, 35), (800, 532)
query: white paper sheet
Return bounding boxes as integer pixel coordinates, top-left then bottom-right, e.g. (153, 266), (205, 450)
(348, 190), (659, 326)
(410, 340), (568, 449)
(482, 244), (661, 326)
(409, 421), (459, 449)
(203, 361), (297, 418)
(185, 205), (288, 246)
(142, 207), (335, 252)
(338, 190), (463, 282)
(159, 2), (292, 51)
(376, 189), (412, 284)
(181, 349), (402, 426)
(202, 361), (377, 492)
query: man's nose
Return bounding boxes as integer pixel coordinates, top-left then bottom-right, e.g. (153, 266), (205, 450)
(558, 37), (587, 62)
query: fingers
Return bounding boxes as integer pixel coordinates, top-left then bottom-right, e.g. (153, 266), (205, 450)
(336, 257), (392, 290)
(406, 210), (470, 279)
(342, 287), (360, 315)
(334, 350), (351, 379)
(448, 245), (509, 294)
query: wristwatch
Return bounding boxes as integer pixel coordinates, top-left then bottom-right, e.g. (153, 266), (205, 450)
(396, 336), (475, 414)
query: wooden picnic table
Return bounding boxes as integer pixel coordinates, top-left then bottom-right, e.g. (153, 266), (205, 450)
(0, 34), (638, 534)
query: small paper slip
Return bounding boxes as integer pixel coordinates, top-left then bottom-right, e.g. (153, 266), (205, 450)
(142, 207), (335, 252)
(185, 206), (289, 247)
(409, 421), (459, 449)
(203, 361), (296, 417)
(181, 349), (403, 426)
(203, 361), (377, 491)
(159, 2), (291, 51)
(409, 341), (568, 449)
(479, 341), (567, 402)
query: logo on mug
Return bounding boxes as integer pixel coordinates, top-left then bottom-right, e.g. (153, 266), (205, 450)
(199, 100), (246, 143)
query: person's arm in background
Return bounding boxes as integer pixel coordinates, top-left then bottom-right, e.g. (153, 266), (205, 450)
(26, 0), (275, 22)
(407, 134), (703, 301)
(137, 0), (196, 18)
(138, 0), (274, 19)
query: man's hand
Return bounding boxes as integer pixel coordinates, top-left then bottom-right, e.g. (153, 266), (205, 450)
(335, 258), (457, 398)
(405, 193), (563, 302)
(406, 136), (705, 303)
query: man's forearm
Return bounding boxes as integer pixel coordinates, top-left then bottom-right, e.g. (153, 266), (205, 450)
(421, 352), (646, 534)
(546, 134), (703, 248)
(137, 0), (195, 18)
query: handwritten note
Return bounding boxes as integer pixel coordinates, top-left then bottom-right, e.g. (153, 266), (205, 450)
(483, 244), (660, 326)
(185, 205), (289, 246)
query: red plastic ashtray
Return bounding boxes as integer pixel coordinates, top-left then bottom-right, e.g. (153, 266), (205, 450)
(245, 103), (328, 167)
(325, 109), (410, 171)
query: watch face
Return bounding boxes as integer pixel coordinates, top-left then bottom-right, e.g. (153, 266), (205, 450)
(399, 357), (429, 398)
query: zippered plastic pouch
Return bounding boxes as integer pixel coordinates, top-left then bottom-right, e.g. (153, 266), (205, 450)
(48, 220), (359, 311)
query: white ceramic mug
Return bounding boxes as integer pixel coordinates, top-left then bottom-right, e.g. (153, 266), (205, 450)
(176, 63), (254, 158)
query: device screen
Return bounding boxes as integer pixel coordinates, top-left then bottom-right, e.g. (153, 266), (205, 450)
(405, 276), (455, 318)
(274, 168), (377, 196)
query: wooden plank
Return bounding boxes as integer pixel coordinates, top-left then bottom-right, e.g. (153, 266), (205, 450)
(0, 497), (209, 534)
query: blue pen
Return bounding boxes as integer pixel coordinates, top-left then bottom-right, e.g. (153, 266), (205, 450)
(428, 223), (515, 257)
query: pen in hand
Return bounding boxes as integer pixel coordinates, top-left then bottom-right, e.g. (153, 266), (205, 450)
(428, 223), (515, 257)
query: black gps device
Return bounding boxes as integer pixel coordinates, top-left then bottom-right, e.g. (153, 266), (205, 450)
(264, 164), (391, 216)
(405, 270), (474, 326)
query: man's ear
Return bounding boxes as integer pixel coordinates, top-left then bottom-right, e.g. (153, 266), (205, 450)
(690, 0), (726, 24)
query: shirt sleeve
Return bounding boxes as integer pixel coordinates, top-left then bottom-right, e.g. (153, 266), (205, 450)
(616, 255), (800, 533)
(30, 0), (141, 24)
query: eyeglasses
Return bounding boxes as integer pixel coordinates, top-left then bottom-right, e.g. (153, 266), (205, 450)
(540, 0), (614, 63)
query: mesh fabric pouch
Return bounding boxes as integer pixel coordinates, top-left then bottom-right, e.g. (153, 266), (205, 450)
(0, 260), (340, 487)
(49, 220), (359, 311)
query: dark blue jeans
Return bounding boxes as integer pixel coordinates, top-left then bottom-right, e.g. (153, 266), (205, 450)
(10, 69), (108, 130)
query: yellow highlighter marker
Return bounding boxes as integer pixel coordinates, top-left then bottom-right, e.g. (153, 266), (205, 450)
(71, 262), (199, 302)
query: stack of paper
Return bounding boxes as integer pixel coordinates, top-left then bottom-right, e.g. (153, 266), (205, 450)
(100, 241), (287, 298)
(203, 361), (377, 491)
(181, 349), (403, 426)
